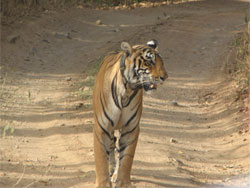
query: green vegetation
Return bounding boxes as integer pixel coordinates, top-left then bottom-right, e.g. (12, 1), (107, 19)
(244, 11), (249, 24)
(77, 58), (103, 100)
(1, 125), (15, 138)
(88, 58), (103, 77)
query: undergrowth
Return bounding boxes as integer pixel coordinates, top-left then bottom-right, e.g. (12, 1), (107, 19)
(1, 0), (173, 11)
(77, 58), (103, 100)
(1, 0), (184, 20)
(233, 32), (249, 105)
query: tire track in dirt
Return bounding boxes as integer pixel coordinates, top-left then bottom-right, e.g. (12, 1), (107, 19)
(1, 0), (249, 187)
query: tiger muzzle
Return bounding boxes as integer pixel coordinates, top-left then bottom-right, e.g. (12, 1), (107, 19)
(143, 82), (157, 91)
(144, 72), (168, 91)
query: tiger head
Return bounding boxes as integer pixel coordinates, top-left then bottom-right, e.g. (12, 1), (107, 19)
(120, 40), (168, 91)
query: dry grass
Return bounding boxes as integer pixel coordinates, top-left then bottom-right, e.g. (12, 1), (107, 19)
(1, 0), (196, 18)
(233, 32), (249, 110)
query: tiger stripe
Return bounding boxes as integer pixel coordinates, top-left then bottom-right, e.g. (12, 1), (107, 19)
(111, 73), (121, 110)
(100, 95), (114, 127)
(95, 114), (111, 140)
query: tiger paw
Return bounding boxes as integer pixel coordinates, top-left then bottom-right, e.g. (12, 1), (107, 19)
(115, 181), (135, 188)
(96, 180), (112, 188)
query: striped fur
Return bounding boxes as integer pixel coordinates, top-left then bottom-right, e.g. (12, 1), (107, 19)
(93, 40), (167, 188)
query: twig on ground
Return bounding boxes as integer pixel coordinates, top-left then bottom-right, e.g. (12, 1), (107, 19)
(24, 164), (52, 188)
(12, 165), (26, 188)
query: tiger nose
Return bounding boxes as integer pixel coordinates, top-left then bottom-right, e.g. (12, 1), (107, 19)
(160, 72), (168, 81)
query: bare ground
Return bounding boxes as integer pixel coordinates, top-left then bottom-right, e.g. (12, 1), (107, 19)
(0, 0), (250, 187)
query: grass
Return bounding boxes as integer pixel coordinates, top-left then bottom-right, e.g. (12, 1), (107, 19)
(1, 124), (15, 138)
(77, 57), (103, 101)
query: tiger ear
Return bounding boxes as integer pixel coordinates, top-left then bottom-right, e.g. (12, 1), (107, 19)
(147, 39), (158, 50)
(121, 42), (132, 55)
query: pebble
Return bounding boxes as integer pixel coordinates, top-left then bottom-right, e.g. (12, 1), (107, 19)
(7, 34), (20, 43)
(66, 77), (72, 81)
(66, 33), (72, 39)
(75, 102), (84, 109)
(96, 19), (102, 25)
(83, 87), (90, 92)
(171, 101), (179, 106)
(85, 76), (93, 81)
(42, 39), (50, 43)
(24, 57), (30, 61)
(170, 138), (178, 143)
(113, 28), (120, 32)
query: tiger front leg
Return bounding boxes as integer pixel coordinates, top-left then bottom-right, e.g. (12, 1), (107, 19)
(109, 136), (117, 178)
(93, 125), (113, 188)
(115, 125), (139, 188)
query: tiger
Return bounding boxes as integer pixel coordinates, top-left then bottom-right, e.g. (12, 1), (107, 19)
(93, 39), (168, 188)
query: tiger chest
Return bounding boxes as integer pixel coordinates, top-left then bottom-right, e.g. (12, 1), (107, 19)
(114, 90), (143, 130)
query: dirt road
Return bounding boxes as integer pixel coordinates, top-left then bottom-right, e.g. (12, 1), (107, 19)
(1, 0), (250, 187)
